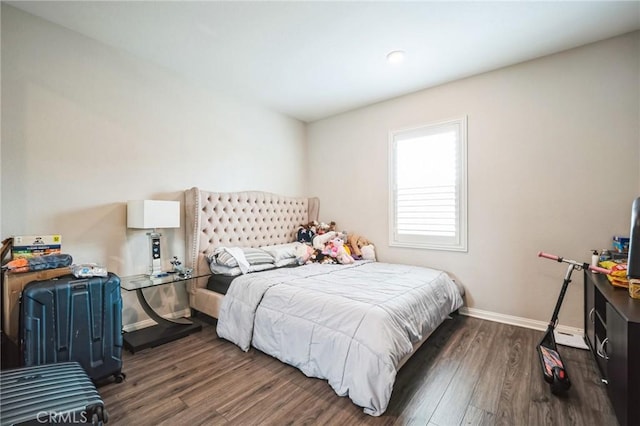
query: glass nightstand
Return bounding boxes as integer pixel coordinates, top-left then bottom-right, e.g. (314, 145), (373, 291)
(120, 272), (210, 353)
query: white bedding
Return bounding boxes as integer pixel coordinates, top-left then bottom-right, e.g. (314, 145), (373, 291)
(216, 261), (464, 416)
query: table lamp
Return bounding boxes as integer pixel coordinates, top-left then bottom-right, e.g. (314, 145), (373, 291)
(127, 200), (180, 277)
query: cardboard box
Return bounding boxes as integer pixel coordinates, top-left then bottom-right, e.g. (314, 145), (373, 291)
(2, 267), (71, 344)
(12, 234), (62, 259)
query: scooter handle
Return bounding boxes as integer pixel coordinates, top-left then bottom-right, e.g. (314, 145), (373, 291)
(538, 251), (611, 275)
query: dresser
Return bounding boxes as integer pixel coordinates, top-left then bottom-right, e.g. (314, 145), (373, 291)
(584, 271), (640, 426)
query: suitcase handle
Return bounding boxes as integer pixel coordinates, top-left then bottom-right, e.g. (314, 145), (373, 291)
(71, 282), (87, 290)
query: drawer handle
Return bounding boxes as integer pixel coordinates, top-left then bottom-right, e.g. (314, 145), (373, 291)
(588, 308), (595, 324)
(597, 338), (610, 360)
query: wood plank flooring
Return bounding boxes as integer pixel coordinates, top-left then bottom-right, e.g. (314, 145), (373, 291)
(98, 315), (618, 425)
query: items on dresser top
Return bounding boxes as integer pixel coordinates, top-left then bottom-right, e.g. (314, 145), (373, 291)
(584, 271), (639, 426)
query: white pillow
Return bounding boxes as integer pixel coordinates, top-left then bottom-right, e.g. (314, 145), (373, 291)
(259, 242), (301, 262)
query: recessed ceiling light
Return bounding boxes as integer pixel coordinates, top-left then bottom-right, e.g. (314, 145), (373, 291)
(386, 50), (405, 65)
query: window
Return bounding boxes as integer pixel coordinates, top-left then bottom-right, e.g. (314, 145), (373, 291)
(389, 117), (467, 251)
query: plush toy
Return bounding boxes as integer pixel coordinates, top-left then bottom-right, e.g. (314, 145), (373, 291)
(347, 233), (373, 258)
(323, 237), (354, 264)
(297, 221), (318, 244)
(316, 251), (337, 264)
(295, 243), (315, 265)
(317, 222), (330, 235)
(312, 231), (337, 250)
(322, 237), (341, 258)
(336, 240), (355, 264)
(361, 244), (376, 261)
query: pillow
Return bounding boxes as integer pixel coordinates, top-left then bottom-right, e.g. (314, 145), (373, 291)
(274, 257), (299, 268)
(209, 247), (274, 268)
(209, 262), (275, 276)
(260, 242), (301, 263)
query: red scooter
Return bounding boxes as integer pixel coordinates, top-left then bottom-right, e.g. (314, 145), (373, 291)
(537, 251), (611, 394)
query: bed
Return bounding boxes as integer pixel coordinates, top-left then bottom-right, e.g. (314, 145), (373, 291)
(184, 187), (464, 416)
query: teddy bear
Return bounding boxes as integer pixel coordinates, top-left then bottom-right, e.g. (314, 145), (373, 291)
(347, 233), (373, 259)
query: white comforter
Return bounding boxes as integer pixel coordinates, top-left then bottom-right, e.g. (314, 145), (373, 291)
(216, 261), (464, 416)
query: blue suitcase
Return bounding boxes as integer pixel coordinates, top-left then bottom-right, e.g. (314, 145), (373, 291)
(0, 361), (108, 425)
(20, 273), (125, 383)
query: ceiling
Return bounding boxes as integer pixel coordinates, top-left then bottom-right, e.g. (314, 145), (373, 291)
(7, 1), (640, 122)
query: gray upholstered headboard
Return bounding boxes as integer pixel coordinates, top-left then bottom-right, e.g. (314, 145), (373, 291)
(184, 188), (320, 303)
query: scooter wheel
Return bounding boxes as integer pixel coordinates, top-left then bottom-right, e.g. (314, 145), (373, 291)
(550, 366), (571, 394)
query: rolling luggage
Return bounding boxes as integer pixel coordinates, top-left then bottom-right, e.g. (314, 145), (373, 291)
(20, 273), (125, 383)
(0, 361), (108, 425)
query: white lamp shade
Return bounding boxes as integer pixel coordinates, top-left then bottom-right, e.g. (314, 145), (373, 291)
(127, 200), (180, 229)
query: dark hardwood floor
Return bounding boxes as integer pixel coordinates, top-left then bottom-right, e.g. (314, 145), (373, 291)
(99, 316), (618, 426)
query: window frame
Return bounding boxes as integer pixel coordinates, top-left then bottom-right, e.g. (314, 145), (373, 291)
(388, 116), (468, 252)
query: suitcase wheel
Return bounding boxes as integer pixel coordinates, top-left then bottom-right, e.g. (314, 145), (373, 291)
(88, 404), (108, 424)
(114, 372), (126, 383)
(97, 405), (109, 424)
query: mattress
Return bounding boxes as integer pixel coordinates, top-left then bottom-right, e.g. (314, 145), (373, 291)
(206, 264), (299, 295)
(206, 274), (236, 295)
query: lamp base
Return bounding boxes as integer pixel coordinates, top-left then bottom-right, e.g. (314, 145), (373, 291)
(147, 231), (163, 277)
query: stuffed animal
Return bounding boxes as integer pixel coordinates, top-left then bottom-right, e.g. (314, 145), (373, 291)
(316, 251), (336, 264)
(297, 221), (318, 244)
(347, 233), (373, 258)
(336, 240), (355, 264)
(317, 222), (331, 235)
(312, 231), (337, 250)
(323, 237), (354, 264)
(295, 243), (315, 264)
(361, 244), (376, 261)
(322, 237), (341, 258)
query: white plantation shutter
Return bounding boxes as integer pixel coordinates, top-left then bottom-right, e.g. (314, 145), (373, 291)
(389, 117), (467, 251)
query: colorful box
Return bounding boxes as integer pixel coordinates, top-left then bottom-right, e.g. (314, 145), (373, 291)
(12, 234), (62, 259)
(612, 236), (630, 253)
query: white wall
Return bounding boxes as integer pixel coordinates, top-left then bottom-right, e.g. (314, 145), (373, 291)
(308, 32), (640, 329)
(3, 5), (638, 333)
(1, 5), (307, 327)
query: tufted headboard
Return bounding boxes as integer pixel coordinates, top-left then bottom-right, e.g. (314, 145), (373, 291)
(184, 188), (319, 311)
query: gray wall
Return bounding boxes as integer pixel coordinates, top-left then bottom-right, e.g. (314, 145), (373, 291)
(3, 4), (639, 332)
(1, 5), (308, 328)
(307, 32), (640, 330)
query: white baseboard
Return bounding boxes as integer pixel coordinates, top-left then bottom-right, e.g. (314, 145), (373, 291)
(123, 308), (192, 332)
(458, 306), (584, 339)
